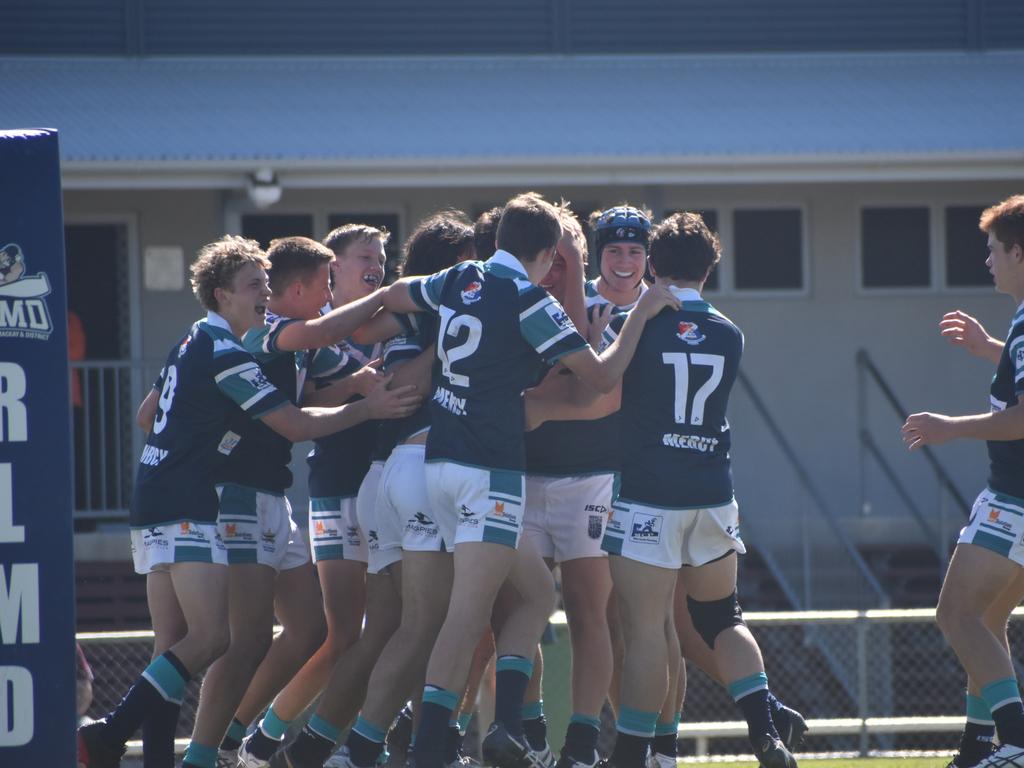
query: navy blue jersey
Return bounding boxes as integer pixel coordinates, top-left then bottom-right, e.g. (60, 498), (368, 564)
(410, 250), (588, 472)
(606, 288), (743, 508)
(306, 337), (382, 498)
(215, 312), (311, 493)
(371, 311), (437, 461)
(988, 303), (1024, 498)
(524, 279), (638, 476)
(130, 313), (290, 527)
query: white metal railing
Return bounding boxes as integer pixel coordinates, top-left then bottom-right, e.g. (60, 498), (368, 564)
(77, 608), (1014, 758)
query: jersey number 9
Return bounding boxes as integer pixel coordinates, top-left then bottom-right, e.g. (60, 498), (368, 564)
(153, 365), (178, 434)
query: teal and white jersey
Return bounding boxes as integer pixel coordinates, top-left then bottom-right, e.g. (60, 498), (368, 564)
(606, 287), (743, 509)
(216, 310), (310, 494)
(131, 312), (290, 528)
(410, 250), (588, 472)
(988, 302), (1024, 498)
(584, 278), (646, 327)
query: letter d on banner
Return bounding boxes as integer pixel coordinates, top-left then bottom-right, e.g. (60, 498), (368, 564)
(0, 129), (77, 765)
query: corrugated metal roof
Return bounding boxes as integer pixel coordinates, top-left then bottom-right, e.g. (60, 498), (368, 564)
(2, 52), (1022, 171)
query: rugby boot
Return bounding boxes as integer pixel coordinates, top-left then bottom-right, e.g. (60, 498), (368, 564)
(77, 720), (126, 768)
(750, 734), (797, 768)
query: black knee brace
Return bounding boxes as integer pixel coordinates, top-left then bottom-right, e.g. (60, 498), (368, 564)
(687, 591), (745, 650)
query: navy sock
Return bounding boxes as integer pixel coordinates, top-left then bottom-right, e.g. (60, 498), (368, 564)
(444, 723), (463, 764)
(348, 716), (388, 768)
(413, 686), (459, 768)
(142, 698), (181, 768)
(522, 716), (547, 752)
(610, 733), (649, 768)
(729, 674), (778, 742)
(289, 725), (337, 766)
(104, 650), (190, 749)
(563, 717), (600, 764)
(983, 678), (1024, 748)
(247, 729), (285, 761)
(495, 656), (533, 739)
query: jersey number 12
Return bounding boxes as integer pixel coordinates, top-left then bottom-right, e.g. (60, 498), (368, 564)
(437, 306), (482, 387)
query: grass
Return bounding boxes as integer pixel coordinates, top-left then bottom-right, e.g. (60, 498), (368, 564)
(692, 761), (944, 768)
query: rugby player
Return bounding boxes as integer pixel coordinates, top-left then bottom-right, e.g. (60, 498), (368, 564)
(272, 213), (475, 768)
(76, 236), (412, 768)
(377, 192), (679, 768)
(902, 195), (1024, 768)
(600, 213), (796, 768)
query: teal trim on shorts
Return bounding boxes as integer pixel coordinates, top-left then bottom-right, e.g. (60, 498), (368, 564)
(129, 518), (212, 531)
(219, 484), (259, 516)
(217, 482), (285, 498)
(261, 706), (291, 740)
(728, 672), (769, 701)
(310, 496), (355, 511)
(616, 495), (736, 513)
(483, 525), (518, 548)
(143, 654), (188, 702)
(495, 655), (533, 677)
(174, 545), (213, 563)
(970, 530), (1014, 558)
(225, 548), (258, 565)
(423, 687), (459, 711)
(521, 701), (544, 720)
(967, 693), (995, 724)
(993, 489), (1024, 507)
(601, 530), (624, 556)
(313, 544), (344, 560)
(990, 501), (1024, 517)
(617, 706), (657, 738)
(308, 714), (341, 744)
(570, 714), (601, 730)
(489, 468), (524, 500)
(982, 677), (1022, 712)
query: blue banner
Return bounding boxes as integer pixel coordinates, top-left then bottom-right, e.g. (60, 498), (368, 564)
(0, 129), (77, 766)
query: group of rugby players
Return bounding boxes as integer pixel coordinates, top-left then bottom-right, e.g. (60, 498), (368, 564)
(76, 191), (1024, 768)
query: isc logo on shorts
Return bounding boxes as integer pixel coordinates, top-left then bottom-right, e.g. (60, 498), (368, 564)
(630, 512), (663, 544)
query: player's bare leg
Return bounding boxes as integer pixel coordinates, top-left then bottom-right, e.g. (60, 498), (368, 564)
(939, 544), (1024, 754)
(648, 611), (683, 768)
(607, 556), (676, 768)
(672, 575), (806, 751)
(556, 556), (613, 768)
(141, 569), (189, 768)
(186, 563), (277, 765)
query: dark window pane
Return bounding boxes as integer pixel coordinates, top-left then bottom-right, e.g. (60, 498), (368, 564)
(734, 209), (803, 290)
(241, 214), (314, 250)
(328, 213), (401, 282)
(663, 209), (720, 290)
(861, 207), (930, 288)
(946, 206), (991, 287)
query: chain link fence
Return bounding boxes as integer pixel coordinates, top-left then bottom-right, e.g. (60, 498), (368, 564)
(78, 609), (1024, 757)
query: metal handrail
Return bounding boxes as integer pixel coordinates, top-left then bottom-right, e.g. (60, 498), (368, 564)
(855, 349), (970, 514)
(735, 370), (889, 606)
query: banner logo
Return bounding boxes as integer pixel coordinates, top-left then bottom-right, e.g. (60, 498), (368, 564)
(0, 243), (54, 341)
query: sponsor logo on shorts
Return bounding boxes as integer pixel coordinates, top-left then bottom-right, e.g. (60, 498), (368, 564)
(407, 512), (439, 536)
(346, 525), (361, 546)
(261, 529), (277, 545)
(587, 514), (603, 540)
(630, 513), (663, 544)
(433, 386), (467, 416)
(143, 527), (169, 549)
(987, 507), (1013, 534)
(314, 520), (338, 539)
(584, 504), (607, 514)
(675, 321), (706, 346)
(458, 504), (480, 527)
(460, 281), (483, 305)
(0, 243), (55, 341)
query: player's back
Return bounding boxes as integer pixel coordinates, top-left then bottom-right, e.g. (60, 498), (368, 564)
(417, 253), (583, 472)
(617, 292), (743, 509)
(988, 308), (1024, 498)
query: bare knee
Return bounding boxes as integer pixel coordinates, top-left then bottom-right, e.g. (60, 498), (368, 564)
(187, 624), (231, 668)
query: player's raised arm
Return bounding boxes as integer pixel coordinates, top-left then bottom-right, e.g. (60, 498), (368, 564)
(903, 395), (1024, 449)
(558, 284), (680, 393)
(273, 289), (384, 351)
(939, 310), (1004, 364)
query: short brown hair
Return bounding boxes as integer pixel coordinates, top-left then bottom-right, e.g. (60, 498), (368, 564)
(980, 195), (1024, 253)
(323, 223), (391, 256)
(559, 205), (588, 262)
(648, 212), (721, 282)
(474, 206), (503, 261)
(189, 235), (268, 312)
(402, 212), (474, 277)
(495, 192), (562, 262)
(265, 236), (333, 293)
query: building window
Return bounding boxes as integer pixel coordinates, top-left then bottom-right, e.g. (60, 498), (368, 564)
(241, 214), (314, 249)
(734, 208), (803, 290)
(860, 207), (930, 289)
(328, 213), (402, 281)
(945, 206), (991, 287)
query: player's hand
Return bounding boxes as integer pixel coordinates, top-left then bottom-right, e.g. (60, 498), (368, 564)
(940, 311), (995, 358)
(558, 229), (586, 274)
(901, 412), (957, 450)
(637, 284), (681, 319)
(588, 303), (614, 348)
(364, 375), (421, 420)
(348, 363), (386, 397)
